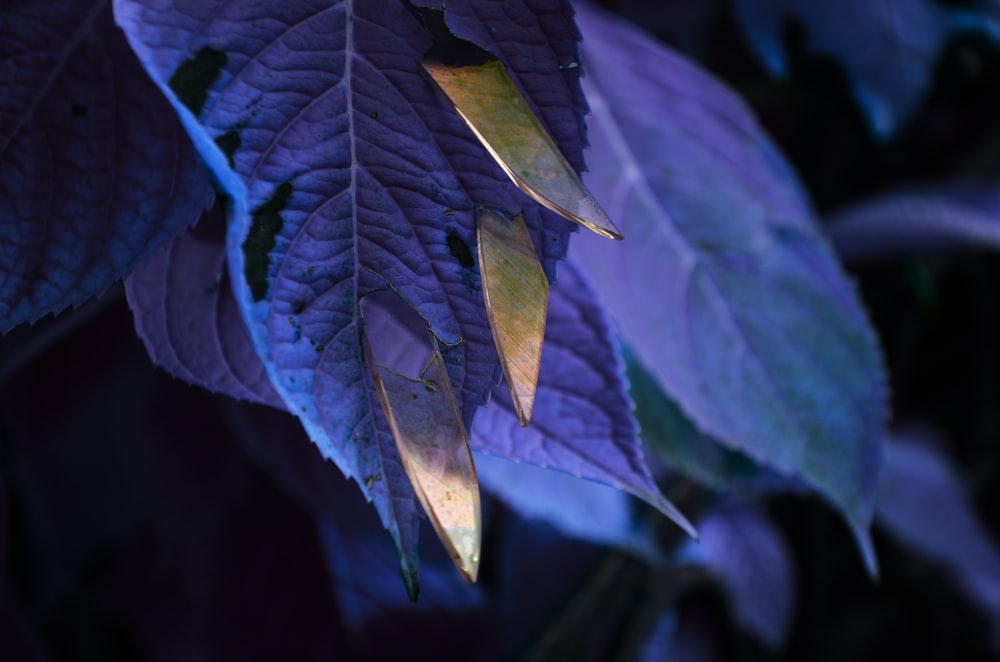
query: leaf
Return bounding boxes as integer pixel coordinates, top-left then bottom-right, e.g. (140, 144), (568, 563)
(315, 497), (486, 643)
(827, 184), (1000, 263)
(474, 451), (659, 561)
(733, 0), (999, 135)
(363, 291), (481, 583)
(124, 204), (283, 408)
(115, 0), (588, 586)
(0, 0), (213, 331)
(876, 433), (1000, 650)
(678, 505), (796, 649)
(626, 351), (785, 494)
(472, 259), (695, 537)
(571, 4), (887, 544)
(424, 60), (621, 239)
(477, 208), (548, 424)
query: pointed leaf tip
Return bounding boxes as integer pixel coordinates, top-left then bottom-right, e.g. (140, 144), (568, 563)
(477, 208), (548, 425)
(362, 294), (482, 583)
(423, 58), (623, 240)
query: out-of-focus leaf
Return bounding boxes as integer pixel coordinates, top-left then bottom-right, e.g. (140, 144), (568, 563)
(0, 1), (212, 332)
(733, 0), (999, 135)
(877, 434), (1000, 650)
(626, 351), (772, 493)
(827, 185), (1000, 263)
(571, 4), (887, 555)
(636, 605), (723, 662)
(115, 0), (588, 586)
(473, 259), (695, 537)
(125, 205), (283, 408)
(315, 492), (486, 644)
(474, 451), (658, 561)
(679, 505), (795, 649)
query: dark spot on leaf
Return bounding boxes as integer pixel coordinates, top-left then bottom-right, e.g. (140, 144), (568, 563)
(444, 209), (456, 216)
(447, 233), (474, 269)
(370, 110), (378, 119)
(70, 104), (87, 117)
(243, 182), (292, 302)
(291, 300), (306, 314)
(215, 129), (241, 168)
(169, 47), (228, 116)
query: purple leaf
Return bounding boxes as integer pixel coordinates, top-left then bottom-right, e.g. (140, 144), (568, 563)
(733, 0), (998, 135)
(571, 4), (887, 546)
(636, 611), (720, 662)
(827, 184), (1000, 263)
(679, 505), (795, 649)
(125, 204), (283, 408)
(0, 0), (213, 332)
(115, 0), (586, 583)
(315, 495), (486, 645)
(877, 433), (1000, 650)
(472, 259), (695, 537)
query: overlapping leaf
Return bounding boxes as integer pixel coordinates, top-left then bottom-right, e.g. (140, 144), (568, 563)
(473, 259), (694, 537)
(734, 0), (999, 135)
(571, 4), (887, 546)
(877, 433), (1000, 649)
(827, 184), (1000, 263)
(679, 505), (795, 649)
(125, 204), (282, 408)
(114, 0), (595, 584)
(128, 213), (692, 546)
(0, 0), (213, 331)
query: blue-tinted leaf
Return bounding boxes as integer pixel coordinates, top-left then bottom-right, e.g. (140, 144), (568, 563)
(626, 351), (776, 493)
(115, 0), (586, 586)
(473, 259), (694, 537)
(316, 497), (486, 642)
(474, 451), (659, 560)
(0, 1), (213, 332)
(571, 5), (887, 545)
(827, 185), (1000, 263)
(125, 205), (283, 408)
(877, 433), (1000, 649)
(734, 0), (999, 135)
(679, 505), (795, 649)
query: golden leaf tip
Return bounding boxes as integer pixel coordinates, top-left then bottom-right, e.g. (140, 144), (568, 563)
(477, 208), (548, 427)
(423, 58), (623, 241)
(362, 293), (483, 585)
